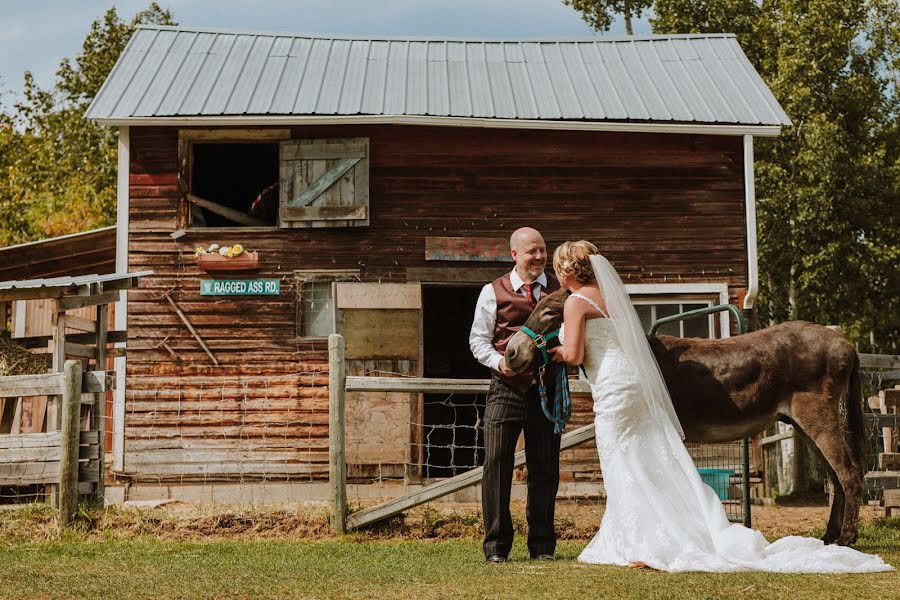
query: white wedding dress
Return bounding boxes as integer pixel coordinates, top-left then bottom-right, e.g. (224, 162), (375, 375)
(565, 293), (893, 573)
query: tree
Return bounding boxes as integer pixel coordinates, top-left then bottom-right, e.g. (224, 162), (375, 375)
(0, 4), (175, 245)
(651, 0), (899, 353)
(563, 0), (654, 35)
(562, 0), (899, 352)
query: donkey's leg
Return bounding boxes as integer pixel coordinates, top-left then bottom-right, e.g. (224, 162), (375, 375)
(792, 425), (843, 543)
(789, 392), (862, 546)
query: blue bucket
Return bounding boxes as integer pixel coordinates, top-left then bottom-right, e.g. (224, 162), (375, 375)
(698, 468), (732, 500)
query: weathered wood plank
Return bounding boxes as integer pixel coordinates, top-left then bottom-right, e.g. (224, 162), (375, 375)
(864, 471), (900, 493)
(344, 376), (592, 395)
(118, 459), (328, 477)
(289, 157), (361, 207)
(346, 423), (596, 530)
(880, 453), (900, 471)
(329, 334), (347, 534)
(343, 310), (421, 361)
(57, 291), (121, 312)
(59, 360), (81, 526)
(0, 287), (69, 302)
(64, 342), (96, 359)
(281, 205), (366, 222)
(0, 442), (96, 464)
(425, 237), (512, 262)
(759, 430), (794, 446)
(179, 128), (290, 141)
(15, 330), (126, 348)
(0, 371), (114, 398)
(860, 354), (900, 370)
(186, 194), (268, 227)
(405, 267), (511, 283)
(65, 315), (96, 333)
(0, 461), (60, 485)
(282, 142), (366, 160)
(165, 293), (219, 365)
(885, 489), (900, 511)
(0, 431), (61, 449)
(335, 283), (422, 309)
(869, 413), (900, 428)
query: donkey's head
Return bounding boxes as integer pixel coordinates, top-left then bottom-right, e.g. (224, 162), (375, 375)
(504, 287), (569, 374)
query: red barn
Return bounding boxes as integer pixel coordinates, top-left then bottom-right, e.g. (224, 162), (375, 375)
(86, 26), (790, 503)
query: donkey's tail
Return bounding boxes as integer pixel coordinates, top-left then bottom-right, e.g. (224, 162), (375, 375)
(847, 351), (867, 473)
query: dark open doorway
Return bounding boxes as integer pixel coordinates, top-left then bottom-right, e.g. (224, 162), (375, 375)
(421, 285), (491, 478)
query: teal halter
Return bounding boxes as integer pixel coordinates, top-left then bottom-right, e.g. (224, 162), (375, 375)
(518, 325), (571, 434)
(519, 326), (560, 364)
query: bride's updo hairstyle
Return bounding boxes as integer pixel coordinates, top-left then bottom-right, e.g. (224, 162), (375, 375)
(553, 240), (599, 284)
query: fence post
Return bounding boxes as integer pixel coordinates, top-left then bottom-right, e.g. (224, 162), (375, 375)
(329, 334), (347, 534)
(59, 359), (82, 531)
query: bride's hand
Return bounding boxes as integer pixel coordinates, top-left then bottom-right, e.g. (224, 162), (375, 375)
(549, 347), (567, 363)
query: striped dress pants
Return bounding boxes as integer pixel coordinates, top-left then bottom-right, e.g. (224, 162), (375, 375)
(481, 376), (561, 559)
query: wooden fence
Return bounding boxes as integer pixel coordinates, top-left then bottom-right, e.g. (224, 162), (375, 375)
(326, 334), (753, 533)
(0, 361), (113, 530)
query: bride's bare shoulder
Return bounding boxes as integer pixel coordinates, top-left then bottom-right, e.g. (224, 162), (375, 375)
(568, 287), (607, 317)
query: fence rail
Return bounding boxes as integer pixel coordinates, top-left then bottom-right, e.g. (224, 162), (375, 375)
(331, 333), (753, 533)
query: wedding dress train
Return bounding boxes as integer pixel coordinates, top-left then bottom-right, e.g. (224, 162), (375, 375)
(567, 293), (892, 573)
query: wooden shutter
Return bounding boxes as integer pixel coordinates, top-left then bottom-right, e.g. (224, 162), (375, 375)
(279, 137), (369, 228)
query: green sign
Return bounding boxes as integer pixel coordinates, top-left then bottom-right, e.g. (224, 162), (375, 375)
(200, 279), (280, 296)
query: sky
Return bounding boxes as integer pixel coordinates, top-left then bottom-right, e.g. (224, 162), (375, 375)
(0, 0), (652, 103)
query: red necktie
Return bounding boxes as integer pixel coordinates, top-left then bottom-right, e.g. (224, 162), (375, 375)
(523, 282), (537, 308)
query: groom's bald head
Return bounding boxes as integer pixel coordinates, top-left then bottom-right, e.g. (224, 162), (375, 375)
(510, 227), (542, 252)
(510, 227), (547, 282)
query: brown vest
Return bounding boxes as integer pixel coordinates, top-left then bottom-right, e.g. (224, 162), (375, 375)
(491, 271), (560, 392)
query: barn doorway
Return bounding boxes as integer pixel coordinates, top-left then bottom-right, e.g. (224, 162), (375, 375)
(421, 285), (489, 477)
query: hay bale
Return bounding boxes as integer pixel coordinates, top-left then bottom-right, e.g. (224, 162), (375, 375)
(0, 331), (50, 376)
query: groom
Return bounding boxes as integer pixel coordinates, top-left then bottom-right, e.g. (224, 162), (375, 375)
(469, 227), (562, 563)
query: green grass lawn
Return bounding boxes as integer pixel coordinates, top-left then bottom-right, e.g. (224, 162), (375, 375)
(1, 518), (898, 600)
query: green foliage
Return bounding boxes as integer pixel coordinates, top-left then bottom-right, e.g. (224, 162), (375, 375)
(564, 0), (899, 352)
(563, 0), (654, 35)
(0, 3), (175, 246)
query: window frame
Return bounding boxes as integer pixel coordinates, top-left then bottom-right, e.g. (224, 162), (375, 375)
(177, 129), (290, 232)
(293, 269), (361, 340)
(624, 283), (732, 339)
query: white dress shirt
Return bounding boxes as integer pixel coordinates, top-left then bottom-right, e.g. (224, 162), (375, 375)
(469, 269), (548, 371)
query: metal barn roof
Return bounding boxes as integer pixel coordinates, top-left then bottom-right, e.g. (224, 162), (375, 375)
(86, 26), (791, 128)
(0, 227), (117, 282)
(0, 271), (153, 302)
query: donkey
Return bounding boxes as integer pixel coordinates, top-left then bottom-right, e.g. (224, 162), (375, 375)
(504, 288), (867, 546)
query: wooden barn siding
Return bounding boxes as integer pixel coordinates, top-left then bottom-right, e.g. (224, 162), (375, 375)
(125, 125), (747, 482)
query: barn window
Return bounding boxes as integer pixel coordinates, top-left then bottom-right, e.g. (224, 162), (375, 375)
(634, 301), (713, 338)
(294, 270), (360, 338)
(180, 129), (290, 229)
(279, 138), (369, 228)
(626, 283), (732, 339)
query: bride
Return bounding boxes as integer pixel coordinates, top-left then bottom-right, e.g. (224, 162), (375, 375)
(548, 240), (892, 573)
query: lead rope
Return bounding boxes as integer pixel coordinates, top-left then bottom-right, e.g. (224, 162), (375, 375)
(536, 364), (572, 435)
(519, 326), (571, 434)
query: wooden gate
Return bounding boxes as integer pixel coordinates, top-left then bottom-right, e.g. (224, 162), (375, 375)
(0, 361), (112, 529)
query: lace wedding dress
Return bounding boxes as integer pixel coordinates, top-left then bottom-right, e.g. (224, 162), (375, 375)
(565, 292), (892, 573)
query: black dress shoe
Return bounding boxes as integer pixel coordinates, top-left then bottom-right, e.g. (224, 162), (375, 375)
(485, 554), (506, 564)
(532, 554), (555, 561)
